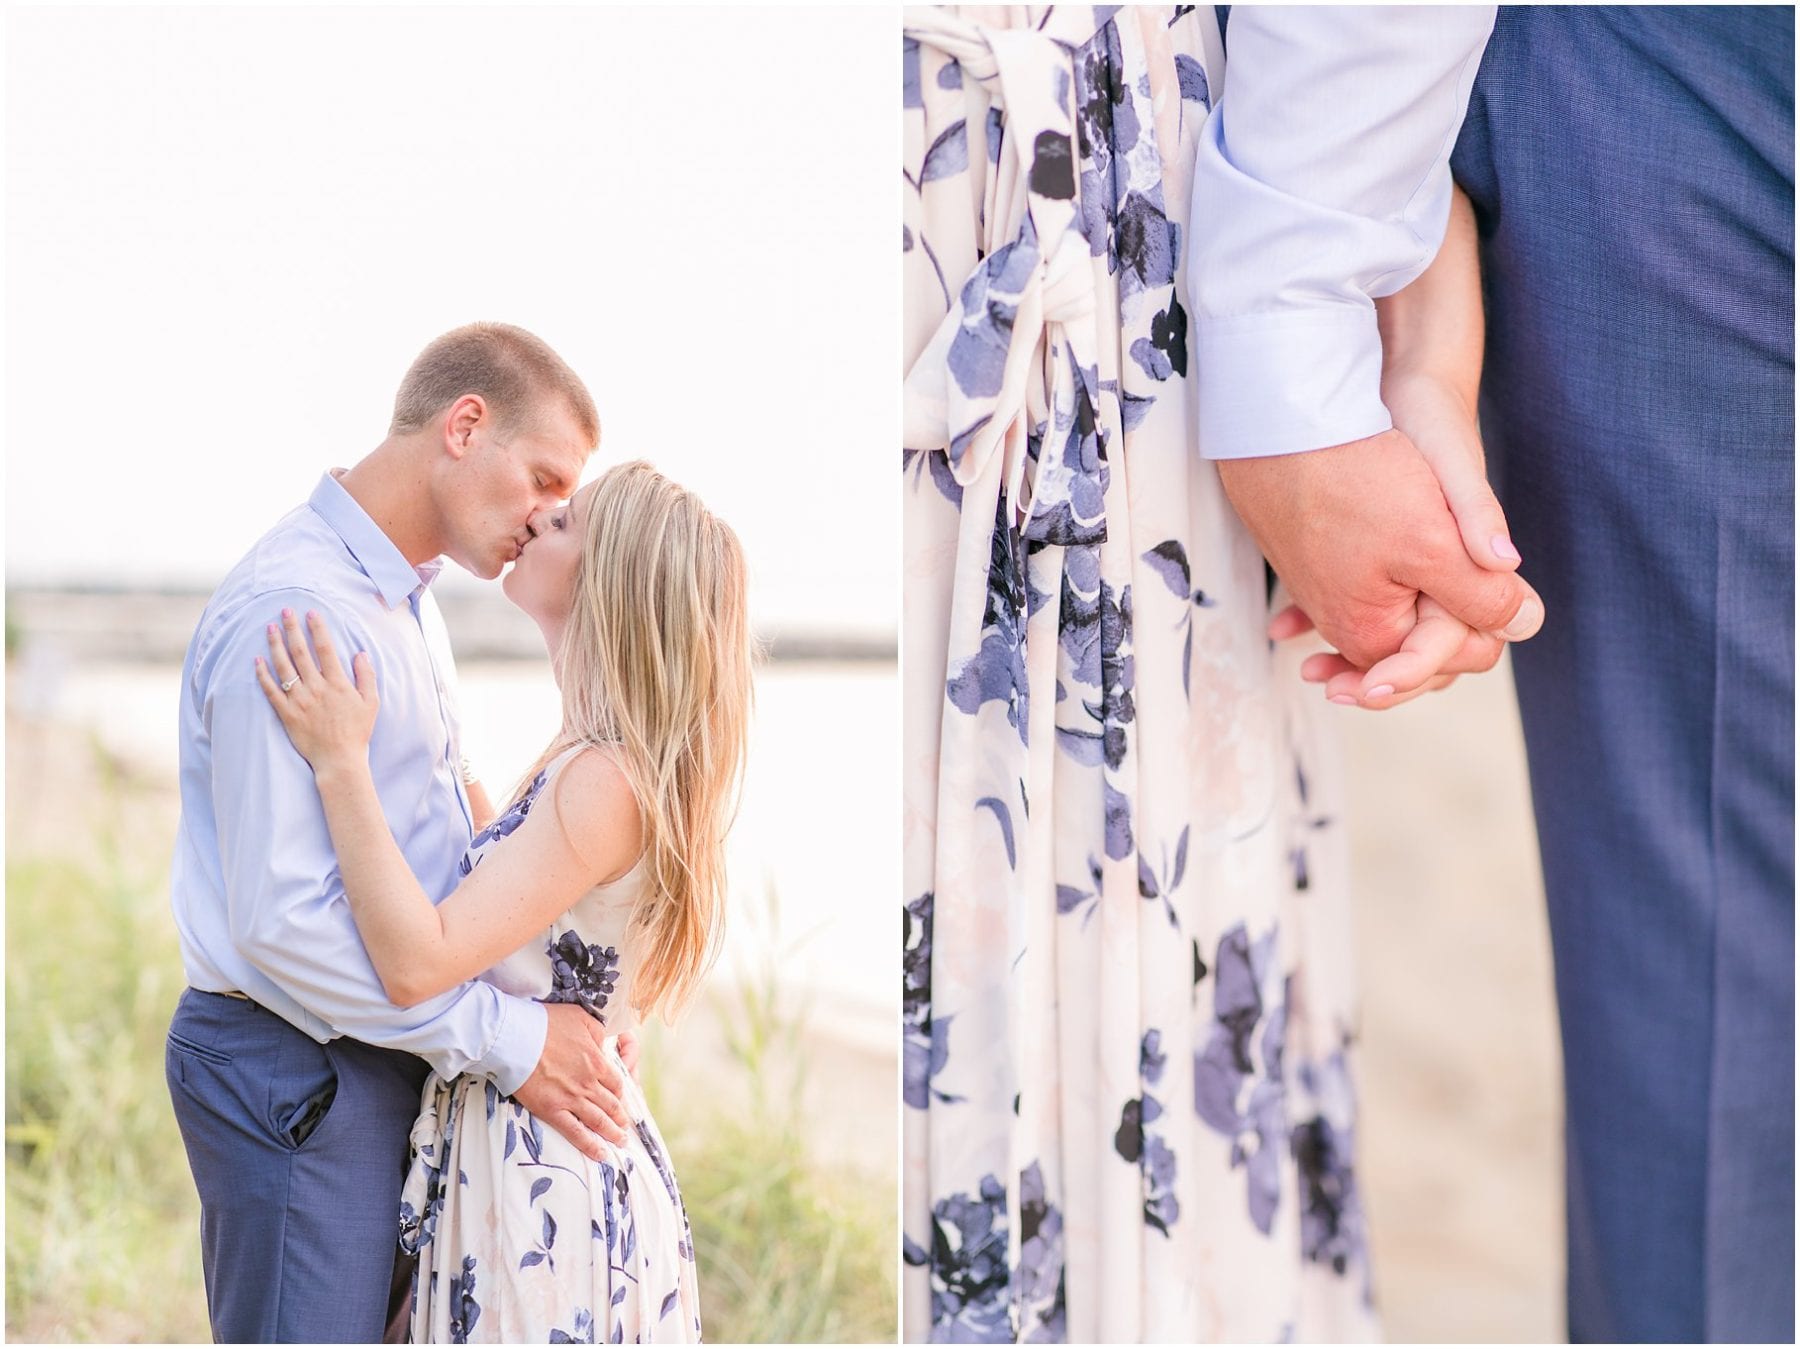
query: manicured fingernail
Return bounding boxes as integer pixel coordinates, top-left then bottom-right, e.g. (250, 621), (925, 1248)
(307, 610), (318, 623)
(1365, 684), (1395, 700)
(1503, 595), (1544, 641)
(1492, 534), (1521, 563)
(282, 608), (293, 620)
(1329, 694), (1358, 707)
(267, 623), (277, 636)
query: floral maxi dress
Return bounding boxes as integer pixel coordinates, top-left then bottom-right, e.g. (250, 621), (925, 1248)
(902, 7), (1379, 1342)
(400, 747), (702, 1343)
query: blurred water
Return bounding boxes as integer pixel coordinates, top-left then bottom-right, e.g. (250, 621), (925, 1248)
(29, 658), (897, 1056)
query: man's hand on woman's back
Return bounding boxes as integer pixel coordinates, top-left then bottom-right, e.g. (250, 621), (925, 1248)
(513, 1002), (633, 1158)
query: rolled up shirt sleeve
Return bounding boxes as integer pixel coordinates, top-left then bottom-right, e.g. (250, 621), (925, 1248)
(201, 593), (547, 1095)
(1186, 5), (1496, 458)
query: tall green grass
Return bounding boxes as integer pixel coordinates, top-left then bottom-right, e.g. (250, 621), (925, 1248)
(643, 913), (896, 1345)
(5, 745), (206, 1342)
(5, 735), (894, 1343)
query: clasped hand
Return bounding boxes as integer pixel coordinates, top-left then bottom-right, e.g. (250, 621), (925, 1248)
(1221, 377), (1543, 710)
(1223, 184), (1543, 709)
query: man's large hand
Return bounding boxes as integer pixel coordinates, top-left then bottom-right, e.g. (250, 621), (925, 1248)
(512, 1002), (631, 1160)
(1218, 427), (1543, 672)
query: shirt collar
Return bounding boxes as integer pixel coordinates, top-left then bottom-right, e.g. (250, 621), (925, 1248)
(307, 471), (443, 610)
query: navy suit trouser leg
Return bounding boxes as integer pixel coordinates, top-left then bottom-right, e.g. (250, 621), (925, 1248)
(1453, 8), (1795, 1342)
(165, 989), (430, 1343)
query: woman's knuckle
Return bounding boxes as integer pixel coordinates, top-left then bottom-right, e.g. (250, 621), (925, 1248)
(1448, 633), (1501, 674)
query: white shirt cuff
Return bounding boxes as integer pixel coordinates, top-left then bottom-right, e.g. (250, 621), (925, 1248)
(1194, 306), (1394, 459)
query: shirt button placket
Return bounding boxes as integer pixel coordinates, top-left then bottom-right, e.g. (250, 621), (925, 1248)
(411, 589), (472, 834)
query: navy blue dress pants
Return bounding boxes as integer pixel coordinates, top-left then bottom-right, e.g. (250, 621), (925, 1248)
(1452, 8), (1794, 1342)
(166, 989), (431, 1342)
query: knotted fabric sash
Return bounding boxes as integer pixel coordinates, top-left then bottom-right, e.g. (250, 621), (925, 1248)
(903, 6), (1109, 548)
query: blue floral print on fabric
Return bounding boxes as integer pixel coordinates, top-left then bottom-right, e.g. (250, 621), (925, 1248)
(459, 768), (549, 877)
(1114, 1029), (1180, 1236)
(543, 930), (620, 1023)
(904, 7), (1376, 1340)
(403, 746), (700, 1342)
(931, 1174), (1012, 1341)
(1017, 1161), (1068, 1341)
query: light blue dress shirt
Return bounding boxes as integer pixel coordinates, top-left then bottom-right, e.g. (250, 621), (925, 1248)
(169, 472), (547, 1093)
(1186, 5), (1497, 459)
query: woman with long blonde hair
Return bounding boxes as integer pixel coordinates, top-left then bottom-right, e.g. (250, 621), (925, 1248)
(257, 459), (753, 1342)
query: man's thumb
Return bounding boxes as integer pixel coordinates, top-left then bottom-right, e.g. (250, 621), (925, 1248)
(1430, 564), (1544, 642)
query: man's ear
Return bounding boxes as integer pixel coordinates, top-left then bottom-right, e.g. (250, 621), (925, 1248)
(442, 395), (488, 460)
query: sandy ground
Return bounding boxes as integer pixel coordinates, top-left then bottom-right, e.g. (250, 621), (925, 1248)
(1338, 653), (1565, 1344)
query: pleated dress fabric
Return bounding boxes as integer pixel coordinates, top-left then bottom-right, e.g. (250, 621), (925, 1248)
(902, 7), (1380, 1341)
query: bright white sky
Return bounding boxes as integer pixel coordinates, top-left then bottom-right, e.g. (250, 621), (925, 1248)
(4, 4), (897, 633)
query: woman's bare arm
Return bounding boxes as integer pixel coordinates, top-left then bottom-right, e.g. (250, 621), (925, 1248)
(1377, 184), (1485, 413)
(1375, 186), (1514, 571)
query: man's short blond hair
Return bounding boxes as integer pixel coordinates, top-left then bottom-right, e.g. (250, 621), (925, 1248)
(390, 322), (599, 446)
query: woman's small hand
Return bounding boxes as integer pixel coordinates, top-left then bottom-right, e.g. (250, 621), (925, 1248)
(255, 609), (380, 773)
(1275, 603), (1462, 708)
(615, 1030), (644, 1084)
(1313, 596), (1472, 708)
(1383, 371), (1526, 579)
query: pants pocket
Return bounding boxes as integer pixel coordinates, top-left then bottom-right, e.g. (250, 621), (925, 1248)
(270, 1036), (341, 1153)
(167, 1028), (234, 1067)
